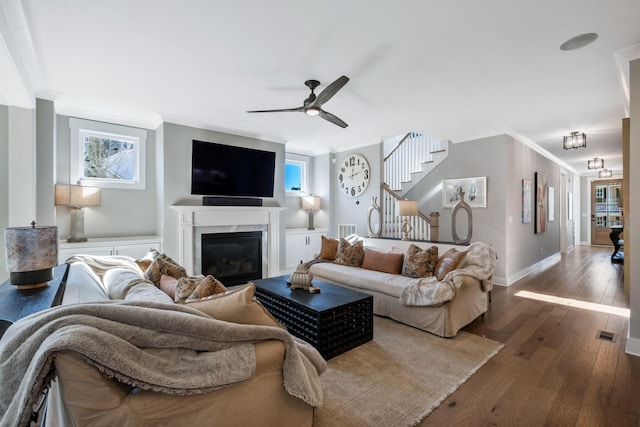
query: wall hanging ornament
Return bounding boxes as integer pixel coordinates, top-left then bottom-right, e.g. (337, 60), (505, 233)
(367, 196), (382, 238)
(451, 190), (473, 245)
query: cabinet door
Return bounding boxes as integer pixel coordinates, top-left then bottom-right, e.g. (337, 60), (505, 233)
(285, 234), (309, 269)
(58, 245), (113, 263)
(114, 242), (161, 259)
(306, 233), (324, 260)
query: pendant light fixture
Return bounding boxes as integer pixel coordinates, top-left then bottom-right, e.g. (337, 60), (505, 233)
(562, 132), (587, 150)
(587, 158), (604, 170)
(598, 169), (612, 178)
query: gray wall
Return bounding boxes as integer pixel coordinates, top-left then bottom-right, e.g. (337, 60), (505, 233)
(628, 58), (639, 353)
(505, 136), (563, 280)
(161, 122), (286, 267)
(405, 135), (508, 281)
(54, 114), (158, 239)
(36, 99), (56, 227)
(0, 105), (8, 282)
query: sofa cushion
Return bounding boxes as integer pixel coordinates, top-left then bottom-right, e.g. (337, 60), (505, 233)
(362, 249), (404, 274)
(434, 248), (467, 281)
(335, 238), (365, 267)
(160, 274), (178, 300)
(184, 284), (284, 328)
(308, 262), (432, 299)
(401, 244), (438, 278)
(318, 236), (339, 260)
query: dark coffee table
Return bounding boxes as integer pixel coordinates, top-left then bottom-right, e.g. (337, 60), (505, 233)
(251, 276), (373, 359)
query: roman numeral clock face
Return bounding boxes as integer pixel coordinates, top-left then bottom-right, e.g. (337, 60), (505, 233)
(338, 153), (370, 197)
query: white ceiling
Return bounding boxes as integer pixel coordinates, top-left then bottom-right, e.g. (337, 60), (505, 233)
(1, 0), (639, 176)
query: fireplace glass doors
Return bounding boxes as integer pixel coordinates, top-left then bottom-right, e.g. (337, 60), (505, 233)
(201, 231), (262, 286)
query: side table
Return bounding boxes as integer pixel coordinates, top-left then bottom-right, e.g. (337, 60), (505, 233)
(0, 263), (69, 339)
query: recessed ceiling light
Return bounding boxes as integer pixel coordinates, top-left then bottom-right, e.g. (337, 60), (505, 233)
(560, 33), (598, 51)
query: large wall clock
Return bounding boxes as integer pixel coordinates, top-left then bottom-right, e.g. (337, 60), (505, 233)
(338, 153), (370, 197)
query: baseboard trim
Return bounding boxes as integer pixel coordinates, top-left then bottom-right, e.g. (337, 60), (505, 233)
(505, 253), (561, 286)
(626, 331), (640, 357)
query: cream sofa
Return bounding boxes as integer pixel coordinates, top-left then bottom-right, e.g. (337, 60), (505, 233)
(308, 239), (496, 337)
(36, 258), (322, 427)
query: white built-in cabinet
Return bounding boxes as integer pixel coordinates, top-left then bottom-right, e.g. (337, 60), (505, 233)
(285, 229), (327, 271)
(58, 236), (162, 263)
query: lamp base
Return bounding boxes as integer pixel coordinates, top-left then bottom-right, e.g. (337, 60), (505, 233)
(401, 218), (413, 241)
(16, 282), (48, 290)
(9, 268), (54, 289)
(307, 211), (316, 231)
(66, 237), (88, 243)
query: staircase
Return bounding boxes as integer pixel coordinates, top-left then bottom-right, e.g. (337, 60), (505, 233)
(381, 132), (448, 241)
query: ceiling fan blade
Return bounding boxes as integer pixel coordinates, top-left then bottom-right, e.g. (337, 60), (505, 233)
(246, 107), (304, 113)
(319, 109), (348, 128)
(314, 75), (349, 107)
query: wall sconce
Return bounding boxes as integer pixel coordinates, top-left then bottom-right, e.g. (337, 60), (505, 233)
(5, 222), (58, 289)
(396, 200), (418, 241)
(587, 158), (604, 170)
(55, 184), (101, 242)
(598, 169), (613, 178)
(301, 195), (321, 230)
(562, 132), (587, 150)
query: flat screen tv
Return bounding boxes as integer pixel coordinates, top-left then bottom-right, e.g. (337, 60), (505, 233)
(191, 140), (276, 198)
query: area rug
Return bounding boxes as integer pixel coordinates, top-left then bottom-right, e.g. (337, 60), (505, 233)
(314, 316), (504, 427)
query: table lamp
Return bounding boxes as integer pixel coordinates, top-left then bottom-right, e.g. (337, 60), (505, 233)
(5, 222), (58, 289)
(55, 184), (101, 242)
(397, 200), (418, 241)
(301, 195), (321, 230)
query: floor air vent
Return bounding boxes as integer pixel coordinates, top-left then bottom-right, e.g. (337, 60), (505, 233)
(596, 330), (617, 343)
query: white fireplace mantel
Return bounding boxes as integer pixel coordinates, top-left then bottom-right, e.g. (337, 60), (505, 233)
(171, 205), (286, 276)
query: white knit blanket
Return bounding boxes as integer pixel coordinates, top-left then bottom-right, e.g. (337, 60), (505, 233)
(400, 242), (497, 306)
(0, 301), (326, 427)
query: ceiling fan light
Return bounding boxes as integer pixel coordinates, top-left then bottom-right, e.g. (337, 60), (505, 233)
(562, 131), (586, 150)
(305, 107), (320, 116)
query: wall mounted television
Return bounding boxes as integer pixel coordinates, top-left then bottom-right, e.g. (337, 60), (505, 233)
(191, 140), (276, 198)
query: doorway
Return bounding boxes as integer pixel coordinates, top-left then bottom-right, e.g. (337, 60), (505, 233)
(590, 179), (623, 245)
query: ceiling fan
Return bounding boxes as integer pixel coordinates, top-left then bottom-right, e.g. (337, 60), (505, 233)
(247, 75), (350, 128)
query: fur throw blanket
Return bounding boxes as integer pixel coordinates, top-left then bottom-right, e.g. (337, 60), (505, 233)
(400, 242), (497, 306)
(0, 301), (326, 427)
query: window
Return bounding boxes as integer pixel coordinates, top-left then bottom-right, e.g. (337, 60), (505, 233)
(69, 118), (147, 190)
(285, 154), (309, 194)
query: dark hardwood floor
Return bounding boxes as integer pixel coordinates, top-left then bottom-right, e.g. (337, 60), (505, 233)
(423, 245), (640, 427)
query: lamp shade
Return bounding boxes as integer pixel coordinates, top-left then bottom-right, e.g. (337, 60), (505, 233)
(55, 184), (101, 207)
(5, 222), (58, 289)
(396, 200), (418, 216)
(301, 195), (321, 211)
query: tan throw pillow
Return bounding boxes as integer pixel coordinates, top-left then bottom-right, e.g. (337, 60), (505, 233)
(318, 236), (339, 260)
(362, 249), (404, 274)
(402, 244), (438, 278)
(174, 275), (223, 303)
(434, 248), (467, 281)
(335, 238), (365, 267)
(184, 284), (284, 329)
(135, 248), (160, 273)
(144, 254), (187, 286)
(185, 275), (227, 302)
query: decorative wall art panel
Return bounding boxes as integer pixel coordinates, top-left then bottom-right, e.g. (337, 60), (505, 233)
(442, 177), (487, 208)
(535, 172), (548, 233)
(522, 179), (531, 224)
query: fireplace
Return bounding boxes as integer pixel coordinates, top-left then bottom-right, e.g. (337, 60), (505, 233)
(201, 231), (262, 285)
